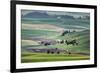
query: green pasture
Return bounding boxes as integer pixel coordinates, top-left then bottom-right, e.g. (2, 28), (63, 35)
(21, 30), (90, 54)
(21, 17), (90, 63)
(21, 18), (89, 29)
(21, 53), (90, 63)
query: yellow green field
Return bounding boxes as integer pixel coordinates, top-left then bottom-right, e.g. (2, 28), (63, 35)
(21, 53), (90, 63)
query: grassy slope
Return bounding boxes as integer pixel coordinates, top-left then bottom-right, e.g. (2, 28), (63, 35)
(21, 18), (90, 63)
(21, 53), (89, 63)
(21, 18), (89, 29)
(22, 29), (90, 53)
(21, 30), (90, 63)
(21, 29), (60, 39)
(56, 30), (90, 53)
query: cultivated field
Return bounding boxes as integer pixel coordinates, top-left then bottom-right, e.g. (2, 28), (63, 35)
(21, 53), (89, 63)
(21, 11), (90, 63)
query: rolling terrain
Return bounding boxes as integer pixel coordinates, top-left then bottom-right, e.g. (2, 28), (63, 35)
(21, 11), (90, 63)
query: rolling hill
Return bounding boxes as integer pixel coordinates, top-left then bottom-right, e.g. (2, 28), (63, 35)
(21, 11), (90, 62)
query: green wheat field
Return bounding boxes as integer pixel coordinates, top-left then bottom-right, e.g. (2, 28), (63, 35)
(21, 10), (90, 63)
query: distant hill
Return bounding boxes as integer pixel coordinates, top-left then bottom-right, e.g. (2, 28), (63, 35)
(55, 15), (74, 19)
(22, 11), (75, 19)
(22, 12), (52, 18)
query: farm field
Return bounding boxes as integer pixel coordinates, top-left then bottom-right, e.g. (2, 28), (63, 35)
(21, 53), (90, 63)
(21, 10), (90, 63)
